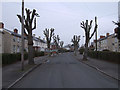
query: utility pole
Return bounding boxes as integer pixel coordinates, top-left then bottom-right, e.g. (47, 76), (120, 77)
(118, 1), (120, 22)
(21, 0), (24, 71)
(95, 17), (97, 51)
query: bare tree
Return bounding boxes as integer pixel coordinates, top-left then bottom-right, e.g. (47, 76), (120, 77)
(53, 35), (60, 49)
(17, 8), (39, 65)
(80, 17), (98, 60)
(60, 41), (64, 48)
(71, 35), (80, 56)
(43, 28), (54, 56)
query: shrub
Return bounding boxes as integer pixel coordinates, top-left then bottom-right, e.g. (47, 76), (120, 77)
(102, 49), (110, 51)
(2, 53), (21, 65)
(79, 47), (85, 54)
(2, 51), (45, 65)
(88, 51), (120, 64)
(34, 51), (45, 57)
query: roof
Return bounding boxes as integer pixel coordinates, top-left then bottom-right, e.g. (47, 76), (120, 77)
(97, 33), (116, 42)
(33, 36), (46, 43)
(0, 29), (4, 34)
(50, 42), (56, 45)
(3, 28), (47, 43)
(3, 28), (21, 38)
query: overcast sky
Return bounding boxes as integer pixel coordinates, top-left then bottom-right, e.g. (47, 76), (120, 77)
(1, 1), (118, 46)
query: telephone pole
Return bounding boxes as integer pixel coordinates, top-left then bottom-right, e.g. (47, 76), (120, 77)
(118, 1), (120, 22)
(95, 17), (97, 51)
(21, 0), (24, 71)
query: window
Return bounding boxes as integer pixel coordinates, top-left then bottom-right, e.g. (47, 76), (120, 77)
(115, 38), (118, 43)
(18, 38), (20, 43)
(13, 45), (16, 53)
(17, 45), (20, 52)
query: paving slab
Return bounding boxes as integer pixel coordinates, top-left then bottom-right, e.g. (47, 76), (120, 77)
(2, 55), (48, 88)
(74, 52), (119, 80)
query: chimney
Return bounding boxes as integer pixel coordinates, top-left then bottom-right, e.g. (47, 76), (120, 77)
(0, 22), (4, 28)
(94, 40), (97, 43)
(24, 33), (27, 36)
(106, 33), (109, 37)
(100, 35), (105, 39)
(114, 28), (118, 33)
(14, 28), (18, 33)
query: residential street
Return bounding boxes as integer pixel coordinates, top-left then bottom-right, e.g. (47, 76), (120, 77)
(11, 52), (118, 88)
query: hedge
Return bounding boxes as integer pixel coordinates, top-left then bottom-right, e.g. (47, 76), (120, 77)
(88, 51), (120, 64)
(34, 51), (44, 57)
(2, 51), (45, 65)
(79, 48), (85, 54)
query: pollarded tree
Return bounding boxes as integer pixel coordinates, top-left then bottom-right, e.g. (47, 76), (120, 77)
(80, 17), (98, 60)
(17, 8), (39, 65)
(53, 35), (60, 49)
(60, 41), (64, 48)
(43, 28), (54, 56)
(71, 35), (80, 56)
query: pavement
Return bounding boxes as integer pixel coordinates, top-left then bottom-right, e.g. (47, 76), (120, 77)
(73, 52), (119, 81)
(2, 55), (48, 88)
(12, 52), (118, 88)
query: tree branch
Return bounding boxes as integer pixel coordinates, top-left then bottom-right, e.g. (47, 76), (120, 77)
(32, 18), (36, 30)
(89, 24), (98, 40)
(17, 15), (22, 23)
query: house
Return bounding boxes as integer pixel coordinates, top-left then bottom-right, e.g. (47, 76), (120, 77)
(93, 33), (119, 52)
(0, 28), (4, 53)
(33, 35), (47, 52)
(0, 22), (47, 53)
(0, 22), (28, 53)
(63, 44), (71, 50)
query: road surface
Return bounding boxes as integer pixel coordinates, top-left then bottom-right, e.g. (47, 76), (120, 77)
(12, 52), (118, 88)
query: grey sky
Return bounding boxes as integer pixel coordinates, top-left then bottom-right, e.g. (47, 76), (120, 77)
(1, 2), (118, 46)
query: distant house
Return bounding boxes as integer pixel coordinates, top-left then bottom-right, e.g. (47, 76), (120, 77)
(93, 33), (119, 52)
(49, 42), (58, 54)
(63, 44), (71, 50)
(33, 35), (47, 52)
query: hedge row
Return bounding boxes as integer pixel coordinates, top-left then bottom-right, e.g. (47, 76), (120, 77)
(88, 51), (120, 64)
(34, 51), (44, 57)
(79, 48), (84, 54)
(2, 51), (45, 65)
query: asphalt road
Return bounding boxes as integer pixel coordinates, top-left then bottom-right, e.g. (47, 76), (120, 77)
(12, 52), (118, 88)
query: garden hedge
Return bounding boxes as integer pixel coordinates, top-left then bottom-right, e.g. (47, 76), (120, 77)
(88, 51), (120, 64)
(2, 51), (45, 65)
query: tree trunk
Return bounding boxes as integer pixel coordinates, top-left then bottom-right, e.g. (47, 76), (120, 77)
(28, 45), (34, 65)
(83, 42), (88, 61)
(74, 46), (77, 56)
(48, 43), (51, 57)
(28, 32), (34, 65)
